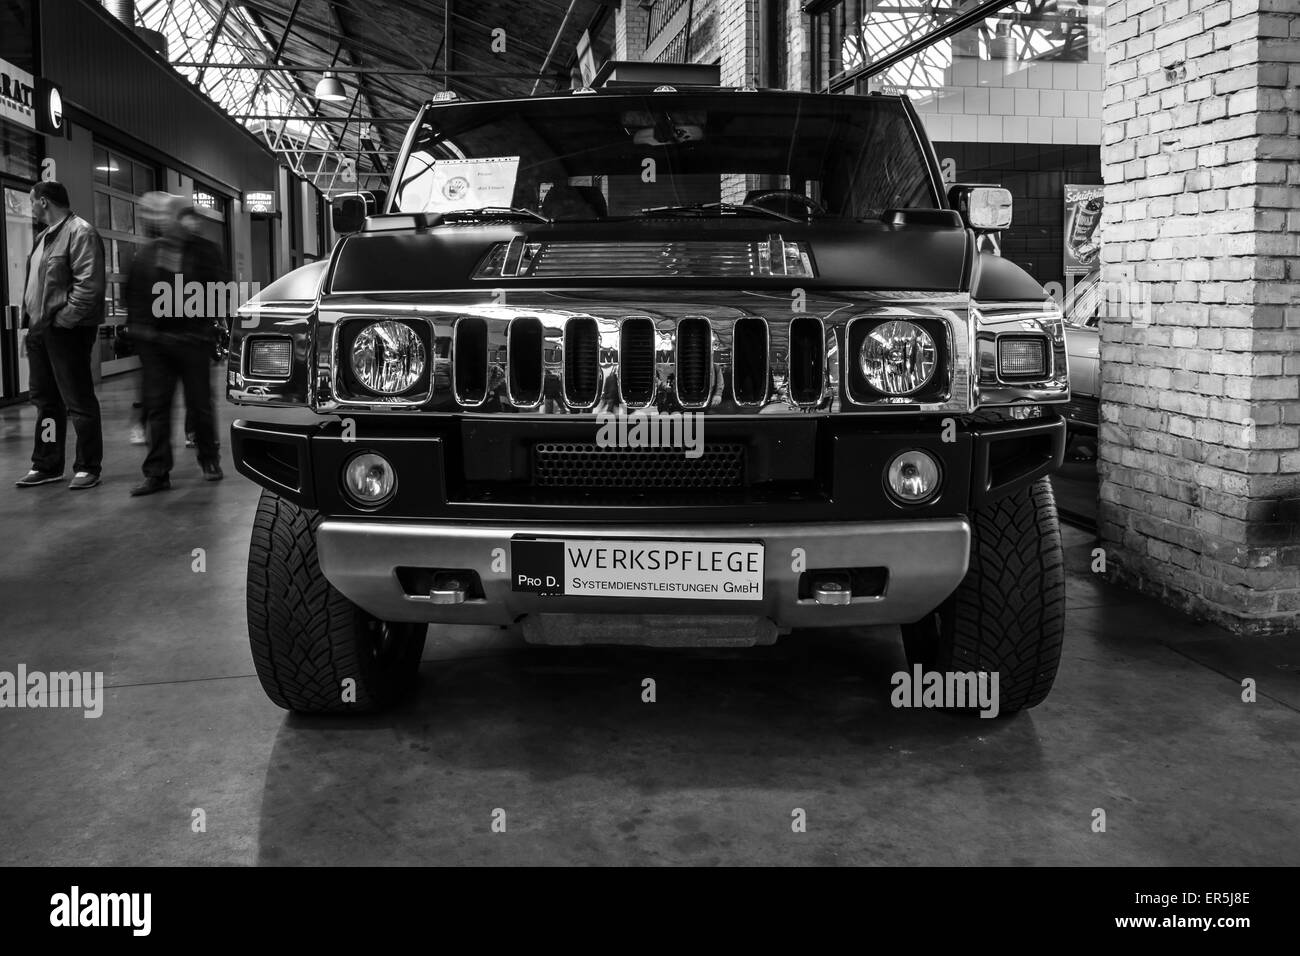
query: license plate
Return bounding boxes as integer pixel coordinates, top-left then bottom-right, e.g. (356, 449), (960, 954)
(511, 539), (764, 601)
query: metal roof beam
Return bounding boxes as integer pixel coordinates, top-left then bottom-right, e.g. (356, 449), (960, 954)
(245, 0), (305, 112)
(173, 62), (551, 77)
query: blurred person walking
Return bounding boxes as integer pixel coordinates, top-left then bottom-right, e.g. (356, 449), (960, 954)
(124, 193), (226, 496)
(15, 181), (106, 491)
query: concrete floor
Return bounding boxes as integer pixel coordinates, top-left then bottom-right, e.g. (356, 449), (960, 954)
(1, 372), (1298, 866)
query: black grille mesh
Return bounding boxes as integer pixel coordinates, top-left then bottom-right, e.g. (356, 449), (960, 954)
(564, 318), (600, 406)
(507, 317), (544, 405)
(620, 319), (656, 404)
(453, 317), (488, 404)
(788, 317), (823, 404)
(675, 318), (711, 404)
(732, 318), (768, 404)
(533, 443), (745, 489)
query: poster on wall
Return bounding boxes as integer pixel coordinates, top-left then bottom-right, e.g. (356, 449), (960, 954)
(1064, 184), (1103, 275)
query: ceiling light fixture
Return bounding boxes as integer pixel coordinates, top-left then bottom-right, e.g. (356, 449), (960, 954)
(315, 71), (346, 101)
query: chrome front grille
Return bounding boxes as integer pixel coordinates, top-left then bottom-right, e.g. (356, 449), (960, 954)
(320, 292), (976, 416)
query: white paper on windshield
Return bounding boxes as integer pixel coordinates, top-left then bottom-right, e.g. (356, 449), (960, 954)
(412, 156), (520, 212)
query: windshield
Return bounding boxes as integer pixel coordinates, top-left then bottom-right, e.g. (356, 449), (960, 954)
(390, 92), (939, 222)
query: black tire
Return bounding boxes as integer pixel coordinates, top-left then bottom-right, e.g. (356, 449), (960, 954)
(247, 490), (427, 713)
(901, 477), (1065, 715)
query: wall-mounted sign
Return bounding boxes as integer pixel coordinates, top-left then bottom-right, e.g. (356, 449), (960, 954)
(35, 78), (64, 136)
(244, 190), (275, 214)
(0, 59), (64, 137)
(1064, 184), (1103, 275)
(0, 58), (36, 130)
(192, 189), (218, 210)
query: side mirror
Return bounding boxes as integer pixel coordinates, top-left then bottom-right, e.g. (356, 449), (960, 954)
(948, 184), (1013, 231)
(331, 191), (377, 235)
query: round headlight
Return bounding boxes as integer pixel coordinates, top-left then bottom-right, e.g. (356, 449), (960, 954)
(350, 321), (427, 395)
(859, 320), (938, 395)
(886, 450), (941, 504)
(343, 452), (397, 505)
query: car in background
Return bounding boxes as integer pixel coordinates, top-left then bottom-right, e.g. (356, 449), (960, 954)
(1062, 271), (1101, 435)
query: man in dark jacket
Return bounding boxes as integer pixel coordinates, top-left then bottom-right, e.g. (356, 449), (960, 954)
(124, 194), (226, 495)
(15, 181), (106, 490)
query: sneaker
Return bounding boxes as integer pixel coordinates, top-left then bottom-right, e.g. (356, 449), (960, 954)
(130, 475), (171, 497)
(69, 472), (101, 490)
(185, 432), (197, 448)
(201, 461), (224, 482)
(15, 469), (63, 487)
(129, 425), (146, 445)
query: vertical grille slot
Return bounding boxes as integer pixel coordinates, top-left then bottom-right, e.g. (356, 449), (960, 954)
(619, 318), (656, 406)
(789, 317), (824, 405)
(564, 317), (600, 407)
(453, 317), (489, 405)
(731, 318), (769, 405)
(507, 317), (544, 406)
(675, 317), (712, 406)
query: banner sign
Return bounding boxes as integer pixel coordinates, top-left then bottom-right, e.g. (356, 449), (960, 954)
(0, 58), (36, 130)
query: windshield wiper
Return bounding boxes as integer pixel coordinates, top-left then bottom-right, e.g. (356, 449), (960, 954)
(442, 206), (551, 223)
(640, 202), (798, 223)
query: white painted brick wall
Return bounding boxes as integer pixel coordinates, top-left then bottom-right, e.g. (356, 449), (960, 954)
(1098, 0), (1300, 633)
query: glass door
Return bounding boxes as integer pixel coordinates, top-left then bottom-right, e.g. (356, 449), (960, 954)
(2, 182), (35, 401)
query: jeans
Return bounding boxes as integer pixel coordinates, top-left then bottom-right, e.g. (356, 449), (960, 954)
(27, 325), (103, 476)
(137, 336), (220, 478)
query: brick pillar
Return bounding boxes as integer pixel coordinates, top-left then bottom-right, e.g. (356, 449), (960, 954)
(717, 0), (759, 88)
(614, 0), (650, 61)
(785, 0), (813, 91)
(1098, 0), (1300, 634)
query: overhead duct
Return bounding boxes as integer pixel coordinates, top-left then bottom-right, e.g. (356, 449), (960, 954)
(105, 0), (169, 58)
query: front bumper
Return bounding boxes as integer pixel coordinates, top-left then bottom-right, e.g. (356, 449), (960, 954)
(316, 517), (971, 628)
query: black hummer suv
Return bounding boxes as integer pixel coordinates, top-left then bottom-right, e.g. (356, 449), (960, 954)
(229, 81), (1069, 716)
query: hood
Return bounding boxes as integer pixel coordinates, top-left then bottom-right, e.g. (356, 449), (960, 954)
(326, 217), (971, 296)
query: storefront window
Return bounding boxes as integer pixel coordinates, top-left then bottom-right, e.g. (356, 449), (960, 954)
(92, 144), (160, 368)
(0, 120), (40, 181)
(189, 182), (230, 262)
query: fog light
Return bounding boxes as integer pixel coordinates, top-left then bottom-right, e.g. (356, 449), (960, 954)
(886, 450), (941, 504)
(343, 452), (396, 505)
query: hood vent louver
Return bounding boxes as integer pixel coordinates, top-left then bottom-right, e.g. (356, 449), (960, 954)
(478, 239), (815, 279)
